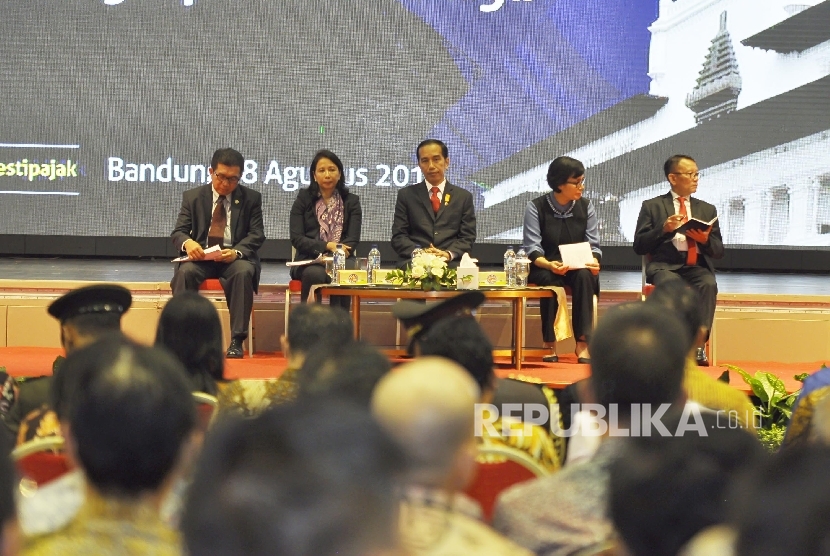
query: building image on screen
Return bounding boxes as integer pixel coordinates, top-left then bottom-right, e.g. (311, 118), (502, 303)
(0, 0), (828, 250)
(476, 0), (830, 248)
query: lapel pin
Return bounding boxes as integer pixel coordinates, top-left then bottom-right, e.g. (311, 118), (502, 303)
(234, 199), (239, 205)
(444, 194), (451, 205)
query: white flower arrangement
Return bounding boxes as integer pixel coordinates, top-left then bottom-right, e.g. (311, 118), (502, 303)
(386, 252), (457, 291)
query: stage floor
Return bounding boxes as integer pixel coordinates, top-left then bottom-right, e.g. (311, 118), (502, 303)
(2, 256), (830, 295)
(0, 346), (814, 394)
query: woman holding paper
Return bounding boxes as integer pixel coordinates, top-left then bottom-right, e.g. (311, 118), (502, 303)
(289, 150), (362, 307)
(522, 156), (600, 364)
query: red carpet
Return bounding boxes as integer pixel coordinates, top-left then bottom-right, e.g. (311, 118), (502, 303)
(1, 347), (818, 394)
(0, 347), (289, 381)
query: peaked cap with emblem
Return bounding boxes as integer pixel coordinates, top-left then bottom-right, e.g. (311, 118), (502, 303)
(48, 284), (132, 324)
(392, 291), (485, 350)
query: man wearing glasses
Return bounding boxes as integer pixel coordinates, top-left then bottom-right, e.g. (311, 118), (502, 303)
(633, 154), (723, 365)
(171, 148), (265, 358)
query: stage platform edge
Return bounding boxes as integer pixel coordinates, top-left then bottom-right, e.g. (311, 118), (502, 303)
(0, 279), (828, 390)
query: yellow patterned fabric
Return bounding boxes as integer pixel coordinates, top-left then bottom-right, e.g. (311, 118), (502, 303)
(215, 372), (299, 419)
(399, 500), (534, 555)
(683, 359), (757, 430)
(501, 375), (567, 468)
(783, 385), (830, 449)
(22, 490), (181, 556)
(479, 414), (561, 473)
(17, 407), (61, 447)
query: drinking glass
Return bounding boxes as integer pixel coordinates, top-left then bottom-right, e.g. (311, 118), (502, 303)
(515, 259), (530, 287)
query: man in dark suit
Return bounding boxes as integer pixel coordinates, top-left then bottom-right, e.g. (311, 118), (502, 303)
(391, 139), (476, 266)
(171, 148), (265, 358)
(633, 154), (724, 365)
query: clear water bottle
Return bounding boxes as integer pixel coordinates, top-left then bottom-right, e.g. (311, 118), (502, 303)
(516, 247), (529, 287)
(504, 245), (516, 287)
(411, 244), (424, 262)
(333, 243), (346, 284)
(368, 244), (382, 282)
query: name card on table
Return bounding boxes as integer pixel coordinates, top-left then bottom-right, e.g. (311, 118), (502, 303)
(479, 271), (507, 286)
(337, 270), (368, 285)
(372, 269), (397, 284)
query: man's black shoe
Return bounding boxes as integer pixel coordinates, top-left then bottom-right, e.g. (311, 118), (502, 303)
(696, 347), (709, 367)
(226, 338), (244, 359)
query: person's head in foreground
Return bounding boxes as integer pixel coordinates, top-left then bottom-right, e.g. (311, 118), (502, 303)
(281, 303), (354, 369)
(609, 411), (766, 556)
(589, 303), (689, 423)
(298, 340), (391, 407)
(181, 398), (404, 556)
(732, 445), (830, 556)
(645, 280), (706, 354)
(48, 284), (132, 354)
(155, 291), (225, 395)
(372, 357), (480, 491)
(23, 336), (198, 554)
(61, 336), (197, 500)
(418, 315), (495, 400)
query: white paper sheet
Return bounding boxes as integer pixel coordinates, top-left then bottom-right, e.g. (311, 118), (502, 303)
(172, 244), (223, 262)
(286, 255), (327, 267)
(559, 242), (594, 269)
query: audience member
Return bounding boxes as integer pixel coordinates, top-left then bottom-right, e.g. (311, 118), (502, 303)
(155, 292), (224, 396)
(419, 316), (562, 471)
(181, 398), (403, 556)
(0, 434), (19, 556)
(733, 445), (830, 556)
(281, 303), (354, 388)
(298, 341), (390, 407)
(15, 339), (104, 537)
(645, 280), (756, 428)
(217, 303), (353, 417)
(392, 290), (484, 354)
(9, 285), (131, 443)
(493, 303), (688, 556)
(609, 412), (766, 556)
(372, 357), (533, 555)
(22, 336), (197, 556)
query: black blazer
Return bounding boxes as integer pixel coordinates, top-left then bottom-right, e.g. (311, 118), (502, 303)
(171, 183), (265, 289)
(633, 192), (724, 277)
(289, 187), (362, 262)
(390, 181), (476, 260)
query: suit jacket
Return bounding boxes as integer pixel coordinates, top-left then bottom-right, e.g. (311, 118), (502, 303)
(171, 184), (265, 290)
(633, 192), (724, 278)
(289, 187), (362, 261)
(391, 181), (476, 260)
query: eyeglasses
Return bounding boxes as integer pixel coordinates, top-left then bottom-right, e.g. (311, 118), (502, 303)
(672, 171), (700, 180)
(213, 172), (241, 185)
(564, 179), (586, 188)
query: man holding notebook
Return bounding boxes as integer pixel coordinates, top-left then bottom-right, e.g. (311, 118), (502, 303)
(633, 154), (724, 365)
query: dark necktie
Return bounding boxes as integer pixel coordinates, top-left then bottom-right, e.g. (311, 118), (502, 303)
(208, 195), (227, 248)
(430, 186), (441, 214)
(679, 197), (697, 266)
